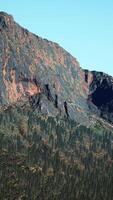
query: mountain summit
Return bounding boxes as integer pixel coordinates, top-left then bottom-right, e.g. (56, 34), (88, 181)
(0, 12), (113, 124)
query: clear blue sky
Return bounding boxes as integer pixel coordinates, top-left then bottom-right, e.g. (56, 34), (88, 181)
(0, 0), (113, 75)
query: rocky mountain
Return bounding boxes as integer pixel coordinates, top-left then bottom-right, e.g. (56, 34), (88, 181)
(1, 11), (113, 200)
(0, 11), (113, 125)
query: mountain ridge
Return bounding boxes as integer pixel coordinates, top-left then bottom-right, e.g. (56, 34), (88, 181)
(0, 11), (113, 200)
(0, 11), (113, 125)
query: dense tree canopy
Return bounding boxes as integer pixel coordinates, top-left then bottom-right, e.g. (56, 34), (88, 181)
(0, 105), (113, 200)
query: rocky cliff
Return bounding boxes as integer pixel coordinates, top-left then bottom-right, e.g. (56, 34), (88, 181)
(0, 12), (113, 125)
(89, 71), (113, 123)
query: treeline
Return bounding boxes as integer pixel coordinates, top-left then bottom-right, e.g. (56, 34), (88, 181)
(0, 105), (113, 199)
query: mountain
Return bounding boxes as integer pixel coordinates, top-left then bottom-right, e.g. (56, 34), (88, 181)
(0, 12), (113, 125)
(0, 11), (113, 200)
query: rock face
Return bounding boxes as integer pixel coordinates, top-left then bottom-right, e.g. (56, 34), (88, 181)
(89, 71), (113, 123)
(0, 12), (113, 124)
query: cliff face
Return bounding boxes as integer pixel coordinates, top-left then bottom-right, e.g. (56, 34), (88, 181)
(89, 71), (113, 123)
(0, 12), (113, 124)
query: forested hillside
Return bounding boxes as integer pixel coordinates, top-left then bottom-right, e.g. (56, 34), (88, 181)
(0, 104), (113, 200)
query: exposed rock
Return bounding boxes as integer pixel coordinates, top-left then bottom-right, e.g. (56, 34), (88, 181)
(0, 12), (113, 125)
(0, 12), (91, 124)
(89, 71), (113, 123)
(0, 15), (7, 29)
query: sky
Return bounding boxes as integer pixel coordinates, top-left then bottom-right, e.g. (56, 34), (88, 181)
(0, 0), (113, 76)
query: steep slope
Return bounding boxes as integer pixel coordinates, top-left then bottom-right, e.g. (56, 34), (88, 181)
(0, 11), (113, 200)
(89, 71), (113, 123)
(0, 12), (113, 125)
(0, 12), (93, 124)
(0, 105), (113, 200)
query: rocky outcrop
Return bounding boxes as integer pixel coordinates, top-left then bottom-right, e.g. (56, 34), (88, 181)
(0, 12), (91, 124)
(89, 71), (113, 123)
(0, 12), (113, 125)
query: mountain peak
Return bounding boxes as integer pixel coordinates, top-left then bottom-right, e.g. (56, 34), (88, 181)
(0, 11), (14, 30)
(0, 11), (13, 19)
